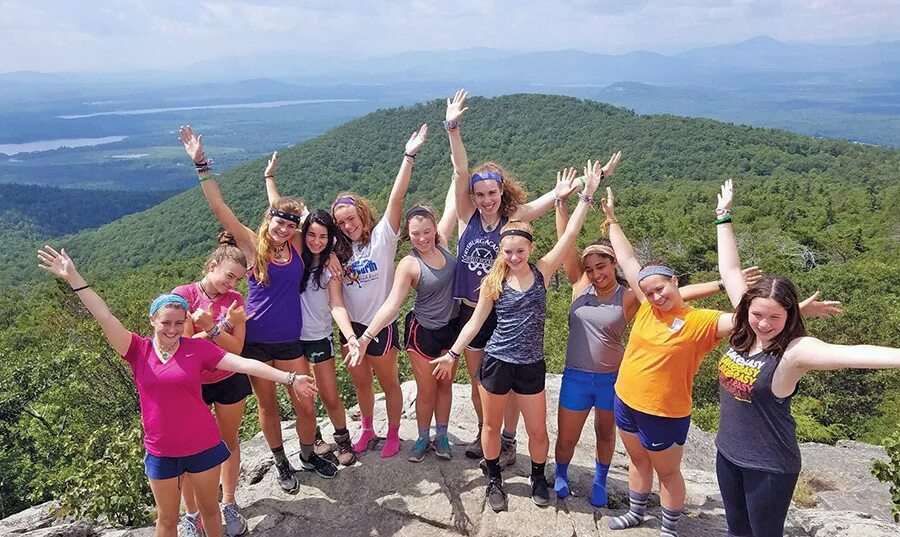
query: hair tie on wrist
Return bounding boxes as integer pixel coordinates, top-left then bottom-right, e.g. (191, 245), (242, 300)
(71, 284), (90, 292)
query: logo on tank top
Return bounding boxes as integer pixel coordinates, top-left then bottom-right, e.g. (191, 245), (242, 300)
(460, 237), (499, 276)
(718, 348), (765, 403)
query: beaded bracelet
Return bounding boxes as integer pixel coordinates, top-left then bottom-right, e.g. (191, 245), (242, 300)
(442, 120), (460, 131)
(579, 193), (595, 205)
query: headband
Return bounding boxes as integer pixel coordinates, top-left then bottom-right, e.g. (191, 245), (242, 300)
(581, 244), (616, 261)
(149, 294), (189, 316)
(470, 171), (503, 188)
(637, 265), (675, 282)
(499, 229), (533, 242)
(405, 206), (434, 220)
(268, 207), (302, 224)
(332, 196), (356, 208)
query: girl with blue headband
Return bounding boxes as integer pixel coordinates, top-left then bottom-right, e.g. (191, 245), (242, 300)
(37, 245), (317, 537)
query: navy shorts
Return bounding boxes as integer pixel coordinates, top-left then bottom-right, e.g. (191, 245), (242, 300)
(458, 303), (497, 351)
(242, 339), (305, 362)
(144, 441), (230, 480)
(202, 373), (252, 406)
(340, 321), (401, 357)
(613, 395), (690, 451)
(404, 311), (460, 359)
(559, 368), (617, 412)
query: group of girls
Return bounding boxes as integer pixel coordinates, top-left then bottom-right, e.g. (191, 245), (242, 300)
(38, 89), (900, 537)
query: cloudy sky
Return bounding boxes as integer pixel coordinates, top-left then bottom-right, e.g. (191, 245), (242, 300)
(2, 0), (899, 73)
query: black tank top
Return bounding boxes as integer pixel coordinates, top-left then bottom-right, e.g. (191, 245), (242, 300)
(715, 347), (801, 474)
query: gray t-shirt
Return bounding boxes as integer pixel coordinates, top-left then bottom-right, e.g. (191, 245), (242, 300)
(485, 264), (546, 364)
(565, 284), (626, 373)
(411, 245), (459, 330)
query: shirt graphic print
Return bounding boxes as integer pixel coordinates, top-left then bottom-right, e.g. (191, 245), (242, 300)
(718, 347), (765, 403)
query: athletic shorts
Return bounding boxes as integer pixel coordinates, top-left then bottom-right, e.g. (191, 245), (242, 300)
(613, 395), (690, 452)
(202, 372), (252, 406)
(242, 339), (305, 362)
(300, 337), (335, 364)
(478, 354), (546, 395)
(144, 441), (230, 480)
(458, 303), (498, 351)
(559, 368), (618, 412)
(403, 311), (460, 359)
(339, 321), (400, 357)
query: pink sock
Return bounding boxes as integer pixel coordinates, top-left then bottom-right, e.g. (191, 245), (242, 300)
(353, 417), (376, 453)
(380, 425), (401, 458)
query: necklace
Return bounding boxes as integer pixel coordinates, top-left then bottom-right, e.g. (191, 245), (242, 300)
(198, 279), (220, 300)
(481, 214), (501, 232)
(153, 337), (180, 362)
(594, 282), (619, 299)
(273, 242), (288, 261)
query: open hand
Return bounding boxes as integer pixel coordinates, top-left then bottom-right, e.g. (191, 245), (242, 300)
(431, 354), (455, 380)
(799, 291), (844, 318)
(717, 179), (734, 213)
(37, 245), (78, 281)
(265, 151), (278, 178)
(446, 89), (469, 123)
(554, 167), (579, 200)
(291, 374), (318, 398)
(178, 125), (205, 164)
(345, 338), (368, 368)
(740, 266), (763, 287)
(601, 151), (623, 177)
(405, 124), (429, 156)
(583, 159), (605, 196)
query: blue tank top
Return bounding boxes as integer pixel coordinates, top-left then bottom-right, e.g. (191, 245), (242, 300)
(245, 244), (304, 344)
(484, 264), (546, 364)
(453, 212), (509, 303)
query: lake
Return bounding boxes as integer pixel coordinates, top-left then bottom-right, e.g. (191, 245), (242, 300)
(0, 136), (128, 155)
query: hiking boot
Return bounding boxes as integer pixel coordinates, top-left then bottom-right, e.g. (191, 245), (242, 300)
(221, 503), (248, 537)
(432, 435), (452, 460)
(179, 513), (204, 537)
(298, 452), (338, 479)
(465, 429), (484, 459)
(333, 432), (358, 466)
(530, 473), (551, 507)
(314, 428), (339, 466)
(486, 478), (508, 512)
(408, 437), (429, 463)
(274, 459), (299, 493)
(499, 436), (517, 467)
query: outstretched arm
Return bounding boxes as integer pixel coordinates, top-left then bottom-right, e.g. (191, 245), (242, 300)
(433, 286), (495, 380)
(446, 89), (476, 224)
(38, 246), (132, 356)
(680, 267), (763, 301)
(217, 353), (317, 398)
(602, 186), (644, 303)
(353, 258), (417, 365)
(385, 124), (428, 233)
(715, 179), (746, 308)
(554, 167), (583, 285)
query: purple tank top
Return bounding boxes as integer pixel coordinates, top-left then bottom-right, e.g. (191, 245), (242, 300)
(453, 212), (509, 302)
(245, 244), (304, 343)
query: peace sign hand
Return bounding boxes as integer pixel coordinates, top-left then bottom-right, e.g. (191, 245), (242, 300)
(178, 125), (205, 164)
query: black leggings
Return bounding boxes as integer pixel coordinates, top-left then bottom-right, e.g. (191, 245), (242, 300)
(716, 451), (799, 537)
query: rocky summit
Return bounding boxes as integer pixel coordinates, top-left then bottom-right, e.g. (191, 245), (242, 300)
(2, 376), (898, 537)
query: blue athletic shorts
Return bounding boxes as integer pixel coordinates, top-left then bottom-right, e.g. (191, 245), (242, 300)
(144, 441), (230, 480)
(559, 368), (618, 411)
(613, 395), (690, 452)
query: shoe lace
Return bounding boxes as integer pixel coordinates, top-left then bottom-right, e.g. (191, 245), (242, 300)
(436, 436), (450, 451)
(487, 478), (505, 497)
(180, 515), (203, 537)
(412, 437), (428, 452)
(275, 460), (293, 480)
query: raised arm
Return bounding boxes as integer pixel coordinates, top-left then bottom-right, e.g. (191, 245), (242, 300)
(437, 174), (457, 249)
(354, 258), (418, 364)
(38, 246), (131, 356)
(715, 179), (746, 308)
(554, 167), (583, 285)
(446, 89), (476, 223)
(264, 151), (280, 205)
(680, 266), (763, 301)
(601, 186), (643, 302)
(384, 124), (428, 233)
(433, 286), (495, 380)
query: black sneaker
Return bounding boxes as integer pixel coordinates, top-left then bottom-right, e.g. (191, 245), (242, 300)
(274, 459), (299, 493)
(486, 478), (508, 512)
(298, 452), (338, 479)
(530, 473), (550, 507)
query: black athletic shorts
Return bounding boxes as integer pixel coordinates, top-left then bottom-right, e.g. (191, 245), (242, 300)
(340, 321), (400, 357)
(300, 337), (335, 364)
(242, 339), (305, 362)
(403, 311), (460, 359)
(202, 373), (252, 406)
(458, 303), (497, 351)
(478, 354), (546, 395)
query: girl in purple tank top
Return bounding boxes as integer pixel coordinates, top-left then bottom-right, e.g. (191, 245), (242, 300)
(182, 125), (339, 491)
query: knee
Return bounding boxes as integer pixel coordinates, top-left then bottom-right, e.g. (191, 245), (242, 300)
(596, 428), (616, 446)
(223, 435), (241, 452)
(555, 434), (579, 453)
(351, 374), (373, 391)
(656, 466), (683, 483)
(416, 382), (436, 401)
(319, 389), (343, 411)
(155, 508), (179, 529)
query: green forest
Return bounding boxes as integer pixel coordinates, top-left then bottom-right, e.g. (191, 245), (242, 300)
(1, 94), (898, 522)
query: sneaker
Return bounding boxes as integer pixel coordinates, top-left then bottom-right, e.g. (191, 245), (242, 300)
(486, 478), (508, 512)
(465, 429), (483, 459)
(179, 513), (204, 537)
(274, 459), (299, 493)
(432, 435), (452, 460)
(221, 503), (248, 537)
(530, 473), (551, 507)
(334, 433), (358, 466)
(314, 428), (339, 466)
(408, 437), (429, 463)
(298, 452), (338, 479)
(478, 457), (488, 475)
(499, 437), (517, 467)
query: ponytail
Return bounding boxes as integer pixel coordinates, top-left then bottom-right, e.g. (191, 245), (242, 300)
(203, 231), (248, 275)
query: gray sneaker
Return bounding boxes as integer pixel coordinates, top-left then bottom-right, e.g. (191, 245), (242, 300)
(464, 429), (484, 459)
(179, 513), (205, 537)
(221, 503), (248, 537)
(499, 437), (517, 467)
(433, 435), (452, 460)
(409, 436), (429, 463)
(274, 459), (299, 493)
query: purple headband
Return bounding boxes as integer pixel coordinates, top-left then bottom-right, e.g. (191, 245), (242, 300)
(332, 196), (356, 209)
(637, 265), (674, 282)
(470, 171), (503, 188)
(268, 207), (302, 224)
(499, 229), (533, 242)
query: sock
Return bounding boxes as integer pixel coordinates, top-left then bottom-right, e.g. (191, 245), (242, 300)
(299, 443), (314, 460)
(501, 429), (517, 442)
(333, 427), (349, 436)
(352, 417), (376, 453)
(435, 423), (448, 438)
(592, 460), (611, 507)
(271, 445), (288, 465)
(381, 424), (401, 458)
(361, 416), (374, 431)
(485, 457), (502, 480)
(660, 506), (682, 537)
(333, 427), (349, 443)
(531, 460), (546, 479)
(609, 491), (650, 530)
(418, 426), (431, 441)
(314, 425), (323, 441)
(186, 511), (199, 519)
(554, 462), (570, 498)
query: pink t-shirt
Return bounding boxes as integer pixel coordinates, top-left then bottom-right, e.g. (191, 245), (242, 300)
(172, 282), (244, 384)
(122, 333), (226, 457)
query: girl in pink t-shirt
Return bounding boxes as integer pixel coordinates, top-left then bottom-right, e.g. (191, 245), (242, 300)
(38, 245), (316, 537)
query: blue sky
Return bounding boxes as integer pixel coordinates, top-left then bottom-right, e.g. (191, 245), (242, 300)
(2, 0), (899, 72)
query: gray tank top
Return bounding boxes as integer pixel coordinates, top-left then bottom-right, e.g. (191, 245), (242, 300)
(485, 264), (546, 364)
(565, 284), (626, 373)
(412, 245), (459, 330)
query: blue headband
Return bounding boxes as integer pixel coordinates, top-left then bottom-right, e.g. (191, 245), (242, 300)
(637, 265), (675, 282)
(149, 294), (189, 316)
(470, 171), (503, 188)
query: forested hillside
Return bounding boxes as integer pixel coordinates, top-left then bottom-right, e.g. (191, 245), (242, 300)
(1, 94), (898, 521)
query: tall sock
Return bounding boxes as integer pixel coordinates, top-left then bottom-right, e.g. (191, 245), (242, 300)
(381, 424), (401, 458)
(418, 426), (431, 441)
(333, 426), (349, 443)
(485, 457), (502, 480)
(592, 460), (611, 507)
(609, 490), (650, 530)
(361, 416), (374, 431)
(530, 460), (546, 479)
(352, 417), (376, 452)
(435, 423), (448, 438)
(554, 462), (571, 498)
(299, 443), (314, 460)
(271, 445), (288, 465)
(660, 506), (682, 537)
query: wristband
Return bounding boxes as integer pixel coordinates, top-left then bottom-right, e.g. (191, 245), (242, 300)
(715, 216), (733, 225)
(442, 120), (460, 131)
(717, 280), (725, 292)
(285, 371), (297, 386)
(577, 177), (586, 189)
(207, 323), (221, 338)
(71, 284), (90, 292)
(198, 175), (212, 182)
(605, 217), (620, 226)
(715, 207), (732, 217)
(579, 193), (595, 206)
(555, 197), (568, 207)
(219, 319), (234, 333)
(265, 175), (275, 179)
(448, 349), (460, 360)
(404, 153), (416, 161)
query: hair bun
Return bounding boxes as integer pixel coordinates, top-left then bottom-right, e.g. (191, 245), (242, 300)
(218, 231), (238, 246)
